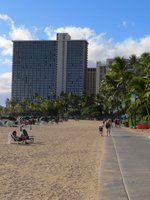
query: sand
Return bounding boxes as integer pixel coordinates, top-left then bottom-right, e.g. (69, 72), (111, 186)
(0, 120), (103, 200)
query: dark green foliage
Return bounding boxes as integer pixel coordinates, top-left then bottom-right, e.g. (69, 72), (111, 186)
(1, 53), (150, 121)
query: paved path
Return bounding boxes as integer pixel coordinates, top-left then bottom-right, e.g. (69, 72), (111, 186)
(99, 128), (150, 200)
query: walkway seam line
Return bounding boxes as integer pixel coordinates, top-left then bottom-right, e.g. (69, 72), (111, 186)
(112, 135), (131, 200)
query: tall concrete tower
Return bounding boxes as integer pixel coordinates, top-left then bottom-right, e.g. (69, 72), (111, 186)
(56, 33), (71, 96)
(12, 33), (88, 101)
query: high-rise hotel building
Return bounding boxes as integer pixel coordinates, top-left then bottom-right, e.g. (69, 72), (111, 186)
(85, 68), (96, 95)
(96, 62), (107, 93)
(12, 33), (88, 101)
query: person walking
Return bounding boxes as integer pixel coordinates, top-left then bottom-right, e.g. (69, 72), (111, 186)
(105, 119), (112, 136)
(99, 121), (105, 136)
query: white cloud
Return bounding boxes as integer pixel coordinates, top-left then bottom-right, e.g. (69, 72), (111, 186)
(0, 58), (12, 64)
(1, 14), (150, 67)
(0, 93), (11, 106)
(122, 21), (127, 28)
(0, 72), (11, 94)
(9, 26), (34, 40)
(0, 14), (14, 26)
(44, 27), (56, 40)
(0, 72), (11, 105)
(0, 14), (9, 20)
(44, 26), (97, 40)
(0, 13), (35, 57)
(0, 13), (33, 40)
(1, 15), (150, 104)
(44, 26), (150, 66)
(0, 36), (12, 55)
(32, 26), (40, 33)
(56, 26), (95, 40)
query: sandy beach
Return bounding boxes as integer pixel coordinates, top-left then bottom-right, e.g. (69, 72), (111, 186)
(0, 120), (103, 200)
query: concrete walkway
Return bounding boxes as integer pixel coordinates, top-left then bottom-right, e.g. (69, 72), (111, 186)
(99, 128), (150, 200)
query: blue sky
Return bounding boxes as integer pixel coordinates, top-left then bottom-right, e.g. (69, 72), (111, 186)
(0, 0), (150, 105)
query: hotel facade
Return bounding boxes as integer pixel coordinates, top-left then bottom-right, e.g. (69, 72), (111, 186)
(85, 68), (96, 95)
(96, 62), (107, 93)
(12, 33), (88, 101)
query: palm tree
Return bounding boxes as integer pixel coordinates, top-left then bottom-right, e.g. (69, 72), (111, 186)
(38, 99), (49, 115)
(99, 57), (130, 117)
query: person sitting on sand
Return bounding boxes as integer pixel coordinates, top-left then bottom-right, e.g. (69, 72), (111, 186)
(21, 129), (30, 140)
(21, 128), (34, 143)
(11, 130), (29, 144)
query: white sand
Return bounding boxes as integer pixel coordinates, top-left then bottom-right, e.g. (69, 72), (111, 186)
(0, 120), (103, 200)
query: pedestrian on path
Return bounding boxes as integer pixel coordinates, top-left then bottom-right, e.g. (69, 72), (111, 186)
(105, 119), (112, 136)
(99, 121), (105, 136)
(114, 118), (121, 128)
